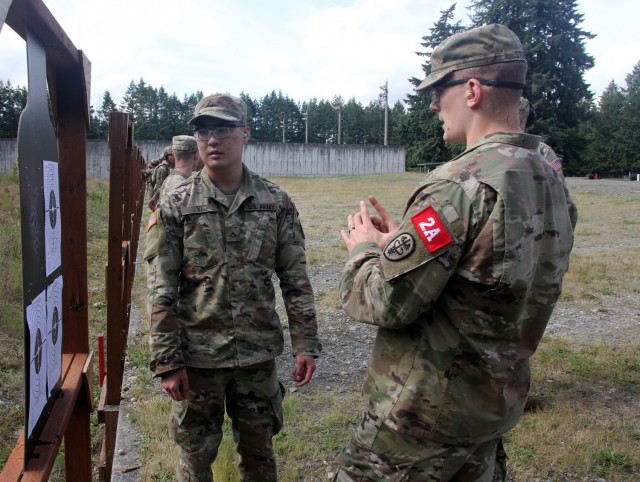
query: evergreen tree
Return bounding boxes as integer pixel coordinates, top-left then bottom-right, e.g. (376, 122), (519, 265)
(89, 90), (117, 139)
(621, 61), (640, 174)
(388, 100), (407, 146)
(581, 81), (624, 176)
(0, 80), (27, 138)
(342, 97), (366, 144)
(401, 4), (465, 167)
(469, 0), (595, 174)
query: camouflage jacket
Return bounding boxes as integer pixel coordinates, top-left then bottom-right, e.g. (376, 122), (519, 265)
(158, 169), (190, 204)
(539, 141), (563, 172)
(145, 165), (321, 376)
(144, 157), (162, 196)
(150, 160), (171, 197)
(340, 132), (577, 445)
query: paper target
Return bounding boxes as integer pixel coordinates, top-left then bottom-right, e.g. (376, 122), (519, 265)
(43, 161), (61, 276)
(27, 290), (48, 437)
(46, 276), (63, 396)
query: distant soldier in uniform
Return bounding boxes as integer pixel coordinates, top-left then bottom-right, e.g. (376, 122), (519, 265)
(145, 146), (173, 196)
(145, 93), (321, 482)
(148, 146), (175, 211)
(157, 135), (198, 204)
(519, 97), (563, 172)
(518, 97), (575, 413)
(334, 24), (577, 481)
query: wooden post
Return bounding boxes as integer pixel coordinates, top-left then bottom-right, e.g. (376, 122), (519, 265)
(1, 1), (93, 480)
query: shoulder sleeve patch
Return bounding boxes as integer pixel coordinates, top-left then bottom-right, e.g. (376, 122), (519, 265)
(147, 210), (158, 232)
(411, 205), (452, 252)
(384, 233), (416, 262)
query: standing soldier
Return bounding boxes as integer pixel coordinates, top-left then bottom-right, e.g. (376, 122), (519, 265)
(519, 97), (563, 172)
(148, 146), (175, 210)
(157, 135), (198, 204)
(145, 93), (321, 482)
(334, 24), (577, 481)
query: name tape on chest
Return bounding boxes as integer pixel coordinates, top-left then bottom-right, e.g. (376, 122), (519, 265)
(244, 203), (277, 211)
(411, 205), (452, 252)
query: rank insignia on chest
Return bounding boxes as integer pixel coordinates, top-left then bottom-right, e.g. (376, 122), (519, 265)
(411, 205), (452, 252)
(384, 233), (416, 261)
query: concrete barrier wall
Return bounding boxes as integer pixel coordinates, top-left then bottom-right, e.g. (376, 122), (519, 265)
(0, 139), (17, 174)
(1, 139), (405, 178)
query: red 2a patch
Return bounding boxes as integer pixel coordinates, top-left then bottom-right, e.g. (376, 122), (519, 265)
(411, 206), (452, 252)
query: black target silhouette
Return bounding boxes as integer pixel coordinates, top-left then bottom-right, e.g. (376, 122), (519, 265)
(49, 189), (57, 228)
(51, 306), (59, 345)
(34, 328), (43, 375)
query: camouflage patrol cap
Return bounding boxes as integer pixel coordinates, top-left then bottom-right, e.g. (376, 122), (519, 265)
(161, 146), (173, 160)
(172, 135), (197, 152)
(416, 24), (526, 92)
(188, 93), (247, 126)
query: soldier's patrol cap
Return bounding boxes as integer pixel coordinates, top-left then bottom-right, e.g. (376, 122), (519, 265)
(161, 146), (173, 159)
(188, 93), (247, 126)
(172, 135), (197, 152)
(416, 24), (526, 92)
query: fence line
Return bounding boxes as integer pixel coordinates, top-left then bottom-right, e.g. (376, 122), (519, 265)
(0, 139), (405, 178)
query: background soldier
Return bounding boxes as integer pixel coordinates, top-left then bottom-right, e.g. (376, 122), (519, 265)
(519, 97), (563, 172)
(334, 24), (577, 481)
(157, 135), (198, 204)
(145, 93), (321, 481)
(147, 146), (175, 210)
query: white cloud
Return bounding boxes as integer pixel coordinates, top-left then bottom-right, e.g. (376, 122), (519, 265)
(1, 0), (639, 110)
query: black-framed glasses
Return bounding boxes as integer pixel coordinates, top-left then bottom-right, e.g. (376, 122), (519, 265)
(194, 124), (245, 141)
(430, 78), (525, 103)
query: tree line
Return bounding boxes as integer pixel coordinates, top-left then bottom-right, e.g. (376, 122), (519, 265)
(1, 0), (639, 177)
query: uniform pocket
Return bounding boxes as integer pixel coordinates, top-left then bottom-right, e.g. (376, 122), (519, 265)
(247, 211), (277, 264)
(184, 213), (226, 272)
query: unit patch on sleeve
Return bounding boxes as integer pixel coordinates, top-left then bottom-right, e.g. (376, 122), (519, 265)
(411, 205), (452, 253)
(384, 233), (416, 262)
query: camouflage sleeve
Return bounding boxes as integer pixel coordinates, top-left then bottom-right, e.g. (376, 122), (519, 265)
(155, 165), (170, 191)
(275, 193), (321, 358)
(560, 174), (578, 230)
(340, 181), (472, 328)
(144, 204), (185, 376)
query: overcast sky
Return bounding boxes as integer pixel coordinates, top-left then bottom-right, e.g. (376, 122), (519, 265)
(1, 0), (639, 109)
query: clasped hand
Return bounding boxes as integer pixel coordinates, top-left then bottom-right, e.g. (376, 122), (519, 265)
(341, 195), (398, 253)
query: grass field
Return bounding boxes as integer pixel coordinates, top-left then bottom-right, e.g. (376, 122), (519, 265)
(1, 173), (639, 480)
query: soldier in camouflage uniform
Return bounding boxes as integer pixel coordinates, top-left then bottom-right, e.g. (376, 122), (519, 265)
(518, 97), (576, 413)
(519, 97), (564, 173)
(333, 24), (577, 481)
(145, 146), (173, 194)
(148, 146), (175, 211)
(157, 135), (198, 204)
(145, 93), (321, 482)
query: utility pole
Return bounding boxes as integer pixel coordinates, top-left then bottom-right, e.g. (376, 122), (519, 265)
(379, 80), (388, 146)
(332, 99), (343, 145)
(302, 111), (308, 144)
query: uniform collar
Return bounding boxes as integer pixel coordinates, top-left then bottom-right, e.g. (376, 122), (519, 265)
(453, 132), (541, 161)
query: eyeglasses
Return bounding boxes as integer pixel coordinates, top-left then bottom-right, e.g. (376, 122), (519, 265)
(430, 78), (525, 104)
(194, 124), (245, 141)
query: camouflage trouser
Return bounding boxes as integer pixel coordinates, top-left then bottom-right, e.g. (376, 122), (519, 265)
(333, 410), (507, 481)
(169, 360), (284, 482)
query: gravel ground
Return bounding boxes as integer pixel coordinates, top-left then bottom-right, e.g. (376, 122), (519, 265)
(276, 176), (640, 390)
(119, 177), (639, 481)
